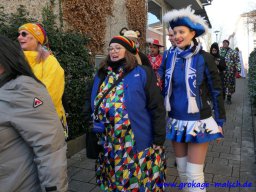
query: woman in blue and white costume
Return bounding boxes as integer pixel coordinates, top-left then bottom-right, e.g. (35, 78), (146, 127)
(158, 6), (226, 192)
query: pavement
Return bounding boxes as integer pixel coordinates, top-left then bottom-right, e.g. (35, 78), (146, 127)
(67, 78), (256, 192)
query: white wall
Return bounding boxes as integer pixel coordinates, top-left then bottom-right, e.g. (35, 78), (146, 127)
(235, 17), (255, 69)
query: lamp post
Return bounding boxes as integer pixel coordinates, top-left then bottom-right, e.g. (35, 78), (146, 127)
(214, 30), (220, 42)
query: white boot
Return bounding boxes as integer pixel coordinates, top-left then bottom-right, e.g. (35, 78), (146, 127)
(176, 156), (189, 192)
(186, 162), (206, 192)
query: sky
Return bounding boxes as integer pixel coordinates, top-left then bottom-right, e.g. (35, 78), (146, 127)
(205, 0), (256, 40)
(148, 0), (256, 62)
(205, 0), (256, 64)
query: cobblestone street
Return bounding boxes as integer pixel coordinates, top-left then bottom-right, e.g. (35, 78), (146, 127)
(67, 78), (256, 192)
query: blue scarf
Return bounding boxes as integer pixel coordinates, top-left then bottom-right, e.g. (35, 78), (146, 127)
(164, 44), (202, 113)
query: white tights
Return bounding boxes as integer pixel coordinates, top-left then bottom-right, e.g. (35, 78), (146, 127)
(176, 157), (206, 192)
(186, 162), (205, 192)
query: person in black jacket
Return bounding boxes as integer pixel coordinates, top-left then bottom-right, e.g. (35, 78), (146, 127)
(210, 42), (226, 98)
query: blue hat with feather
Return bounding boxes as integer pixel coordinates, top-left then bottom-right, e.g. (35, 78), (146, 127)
(163, 6), (209, 37)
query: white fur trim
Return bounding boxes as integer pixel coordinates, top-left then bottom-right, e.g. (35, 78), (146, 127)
(163, 5), (209, 36)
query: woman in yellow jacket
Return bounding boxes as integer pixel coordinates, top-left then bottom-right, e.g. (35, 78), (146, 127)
(17, 23), (68, 138)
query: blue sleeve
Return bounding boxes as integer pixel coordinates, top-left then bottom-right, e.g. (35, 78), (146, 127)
(142, 66), (166, 145)
(90, 75), (100, 112)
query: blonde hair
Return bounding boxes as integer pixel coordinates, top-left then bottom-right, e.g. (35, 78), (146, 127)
(36, 44), (50, 63)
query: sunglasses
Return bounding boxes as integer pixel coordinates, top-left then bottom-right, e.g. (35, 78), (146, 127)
(17, 31), (28, 38)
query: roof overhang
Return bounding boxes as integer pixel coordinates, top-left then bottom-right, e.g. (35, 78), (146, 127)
(164, 0), (213, 28)
(195, 8), (212, 28)
(164, 0), (203, 10)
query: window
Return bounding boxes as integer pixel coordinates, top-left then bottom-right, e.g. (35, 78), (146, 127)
(148, 0), (162, 26)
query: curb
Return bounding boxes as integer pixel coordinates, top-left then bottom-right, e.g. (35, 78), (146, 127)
(67, 134), (86, 158)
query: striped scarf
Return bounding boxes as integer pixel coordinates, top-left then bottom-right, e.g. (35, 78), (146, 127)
(164, 44), (202, 113)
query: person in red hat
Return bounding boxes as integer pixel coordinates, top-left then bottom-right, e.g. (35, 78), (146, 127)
(147, 39), (164, 74)
(147, 39), (165, 88)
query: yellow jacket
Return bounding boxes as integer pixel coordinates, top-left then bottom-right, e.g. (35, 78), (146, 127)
(24, 51), (68, 137)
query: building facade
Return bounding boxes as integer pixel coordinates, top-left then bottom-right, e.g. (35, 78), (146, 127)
(1, 0), (213, 63)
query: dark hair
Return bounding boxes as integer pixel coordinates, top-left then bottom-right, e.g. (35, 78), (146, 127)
(0, 35), (41, 86)
(191, 37), (198, 52)
(223, 40), (230, 45)
(149, 44), (161, 54)
(210, 42), (220, 57)
(98, 51), (137, 75)
(188, 27), (198, 52)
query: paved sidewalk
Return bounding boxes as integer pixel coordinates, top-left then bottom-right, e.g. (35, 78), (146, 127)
(67, 78), (256, 192)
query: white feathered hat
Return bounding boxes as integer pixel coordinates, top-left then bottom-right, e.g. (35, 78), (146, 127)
(163, 5), (209, 37)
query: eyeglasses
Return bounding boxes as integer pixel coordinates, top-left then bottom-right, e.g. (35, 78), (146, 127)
(107, 47), (124, 53)
(17, 31), (28, 38)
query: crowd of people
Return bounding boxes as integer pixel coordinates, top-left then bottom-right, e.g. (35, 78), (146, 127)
(0, 4), (248, 192)
(90, 6), (227, 192)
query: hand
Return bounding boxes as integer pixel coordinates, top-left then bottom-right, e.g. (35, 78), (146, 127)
(216, 126), (223, 144)
(153, 144), (164, 150)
